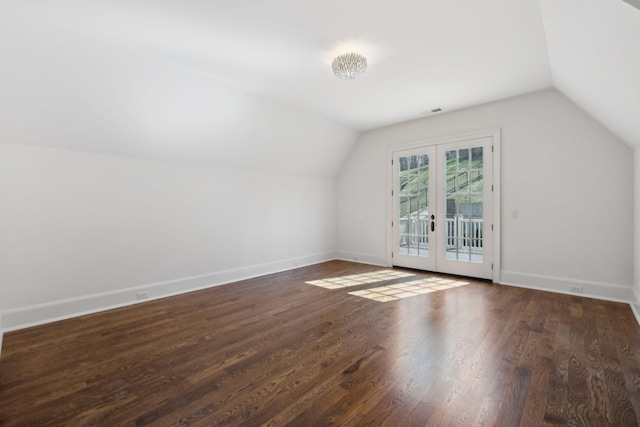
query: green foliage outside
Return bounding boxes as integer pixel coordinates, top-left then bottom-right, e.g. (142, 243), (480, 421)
(398, 148), (484, 218)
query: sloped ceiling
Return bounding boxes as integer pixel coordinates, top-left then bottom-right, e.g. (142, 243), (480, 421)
(539, 0), (640, 147)
(0, 0), (638, 174)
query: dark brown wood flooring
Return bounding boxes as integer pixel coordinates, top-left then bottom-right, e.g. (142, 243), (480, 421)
(1, 261), (640, 426)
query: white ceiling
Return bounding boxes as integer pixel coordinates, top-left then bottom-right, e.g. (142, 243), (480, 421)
(539, 0), (640, 147)
(0, 0), (638, 169)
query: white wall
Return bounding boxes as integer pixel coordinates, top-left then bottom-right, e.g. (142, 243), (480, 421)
(0, 8), (360, 334)
(0, 7), (357, 179)
(0, 143), (338, 330)
(336, 89), (633, 300)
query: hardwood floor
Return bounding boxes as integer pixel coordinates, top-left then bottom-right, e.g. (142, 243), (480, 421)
(1, 260), (639, 426)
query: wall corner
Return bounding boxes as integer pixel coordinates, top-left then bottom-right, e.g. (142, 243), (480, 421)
(0, 311), (4, 358)
(632, 287), (640, 327)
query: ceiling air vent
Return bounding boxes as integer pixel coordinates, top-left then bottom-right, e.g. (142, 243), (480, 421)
(420, 108), (443, 116)
(623, 0), (640, 11)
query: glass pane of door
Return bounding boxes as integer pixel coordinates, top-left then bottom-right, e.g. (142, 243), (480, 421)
(444, 146), (484, 263)
(393, 146), (436, 272)
(398, 153), (430, 257)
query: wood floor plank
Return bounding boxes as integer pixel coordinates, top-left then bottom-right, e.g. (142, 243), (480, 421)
(1, 261), (640, 426)
(516, 290), (558, 427)
(543, 294), (572, 426)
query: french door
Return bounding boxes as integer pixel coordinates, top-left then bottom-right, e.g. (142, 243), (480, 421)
(391, 136), (494, 280)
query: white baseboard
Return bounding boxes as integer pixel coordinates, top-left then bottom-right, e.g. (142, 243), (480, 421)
(632, 286), (640, 327)
(500, 270), (633, 303)
(632, 303), (640, 327)
(1, 252), (337, 333)
(0, 313), (3, 358)
(334, 251), (389, 267)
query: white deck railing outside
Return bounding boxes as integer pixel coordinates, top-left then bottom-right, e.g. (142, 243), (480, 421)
(399, 216), (483, 250)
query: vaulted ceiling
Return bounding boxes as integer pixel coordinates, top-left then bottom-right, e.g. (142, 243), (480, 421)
(1, 0), (639, 173)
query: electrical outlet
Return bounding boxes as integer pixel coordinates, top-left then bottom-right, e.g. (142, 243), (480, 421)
(570, 286), (583, 294)
(136, 291), (149, 300)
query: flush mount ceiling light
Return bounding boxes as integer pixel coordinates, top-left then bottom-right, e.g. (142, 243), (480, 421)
(332, 52), (368, 80)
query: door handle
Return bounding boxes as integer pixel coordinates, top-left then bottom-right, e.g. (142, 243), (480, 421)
(431, 221), (435, 232)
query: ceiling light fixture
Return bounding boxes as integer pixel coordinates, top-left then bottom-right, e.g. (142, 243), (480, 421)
(332, 52), (367, 80)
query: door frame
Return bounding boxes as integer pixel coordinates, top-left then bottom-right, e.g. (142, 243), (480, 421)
(386, 129), (501, 283)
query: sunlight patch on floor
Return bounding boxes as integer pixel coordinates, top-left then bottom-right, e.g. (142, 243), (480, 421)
(348, 278), (469, 302)
(305, 270), (415, 289)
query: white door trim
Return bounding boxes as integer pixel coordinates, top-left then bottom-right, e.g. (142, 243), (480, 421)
(386, 129), (501, 283)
